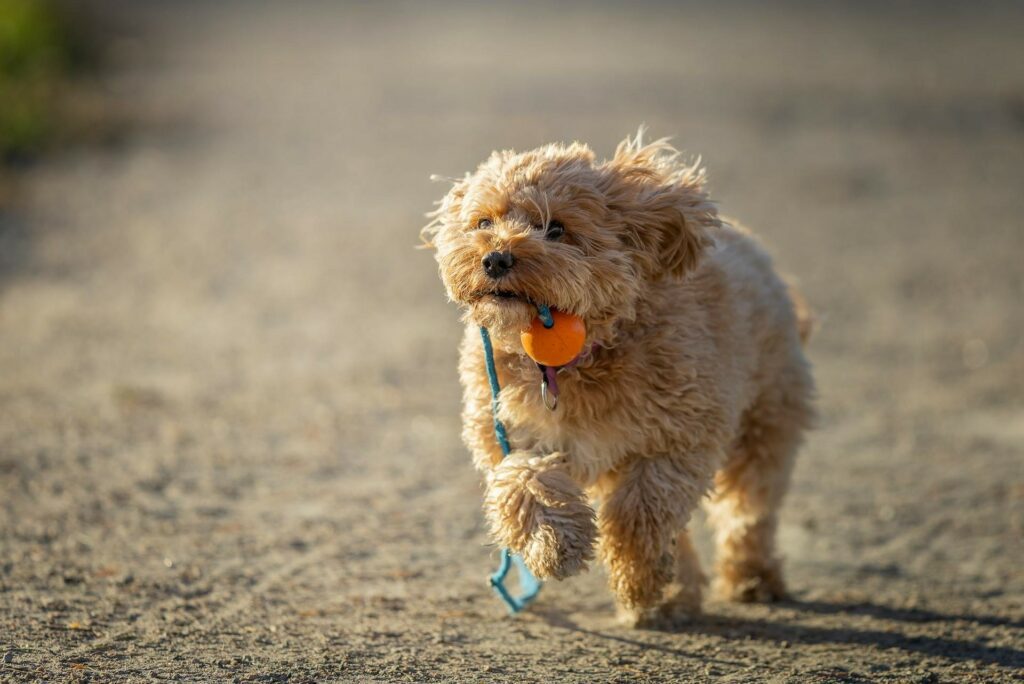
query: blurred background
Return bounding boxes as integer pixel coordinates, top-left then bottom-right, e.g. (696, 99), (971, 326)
(1, 1), (1022, 680)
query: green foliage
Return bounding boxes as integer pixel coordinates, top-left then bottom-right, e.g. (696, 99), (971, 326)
(0, 0), (80, 159)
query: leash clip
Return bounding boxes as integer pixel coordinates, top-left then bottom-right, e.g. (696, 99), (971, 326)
(539, 364), (559, 411)
(541, 377), (558, 411)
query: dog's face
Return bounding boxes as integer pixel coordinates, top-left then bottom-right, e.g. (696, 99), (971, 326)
(424, 134), (719, 344)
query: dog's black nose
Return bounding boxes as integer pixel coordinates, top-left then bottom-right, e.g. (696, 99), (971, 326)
(482, 251), (514, 279)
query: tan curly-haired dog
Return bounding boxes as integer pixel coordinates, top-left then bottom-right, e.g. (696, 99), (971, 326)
(423, 131), (815, 628)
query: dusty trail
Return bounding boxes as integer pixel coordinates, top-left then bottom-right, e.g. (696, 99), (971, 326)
(1, 2), (1022, 681)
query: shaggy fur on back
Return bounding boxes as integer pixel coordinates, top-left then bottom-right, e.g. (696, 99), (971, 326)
(423, 132), (815, 627)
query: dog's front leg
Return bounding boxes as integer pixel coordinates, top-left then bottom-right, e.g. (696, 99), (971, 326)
(598, 454), (712, 627)
(484, 451), (597, 580)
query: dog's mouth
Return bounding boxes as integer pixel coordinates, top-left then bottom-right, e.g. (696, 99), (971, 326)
(475, 289), (528, 304)
(468, 286), (583, 340)
(468, 288), (536, 333)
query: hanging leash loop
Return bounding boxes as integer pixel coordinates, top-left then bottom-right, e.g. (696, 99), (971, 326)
(479, 301), (589, 611)
(479, 324), (543, 614)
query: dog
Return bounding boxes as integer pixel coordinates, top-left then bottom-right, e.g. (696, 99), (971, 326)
(422, 131), (815, 627)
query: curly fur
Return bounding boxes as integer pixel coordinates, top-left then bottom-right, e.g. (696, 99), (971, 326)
(484, 452), (598, 580)
(425, 130), (815, 628)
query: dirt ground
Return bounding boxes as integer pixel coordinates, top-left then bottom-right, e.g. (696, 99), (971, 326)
(1, 1), (1022, 682)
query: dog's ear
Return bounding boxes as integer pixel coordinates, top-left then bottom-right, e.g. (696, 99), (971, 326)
(420, 173), (471, 250)
(600, 133), (719, 279)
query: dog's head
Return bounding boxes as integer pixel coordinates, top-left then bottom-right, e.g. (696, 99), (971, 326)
(423, 132), (719, 345)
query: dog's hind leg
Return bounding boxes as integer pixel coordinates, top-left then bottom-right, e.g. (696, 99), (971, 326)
(705, 388), (811, 603)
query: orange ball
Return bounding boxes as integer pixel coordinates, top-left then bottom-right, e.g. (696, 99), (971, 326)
(520, 310), (587, 367)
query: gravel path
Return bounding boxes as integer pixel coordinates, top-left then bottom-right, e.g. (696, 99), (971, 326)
(1, 2), (1022, 681)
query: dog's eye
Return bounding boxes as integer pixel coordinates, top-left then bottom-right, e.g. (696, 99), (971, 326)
(545, 220), (565, 240)
(475, 218), (493, 230)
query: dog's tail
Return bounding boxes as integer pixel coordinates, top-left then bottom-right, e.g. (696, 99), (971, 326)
(785, 278), (815, 346)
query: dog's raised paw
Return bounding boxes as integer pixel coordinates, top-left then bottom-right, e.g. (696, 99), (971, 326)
(520, 512), (597, 580)
(484, 452), (597, 579)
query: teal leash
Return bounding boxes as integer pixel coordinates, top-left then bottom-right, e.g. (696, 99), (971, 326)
(481, 303), (553, 613)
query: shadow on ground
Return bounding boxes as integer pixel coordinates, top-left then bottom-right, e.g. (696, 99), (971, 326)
(537, 599), (1024, 669)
